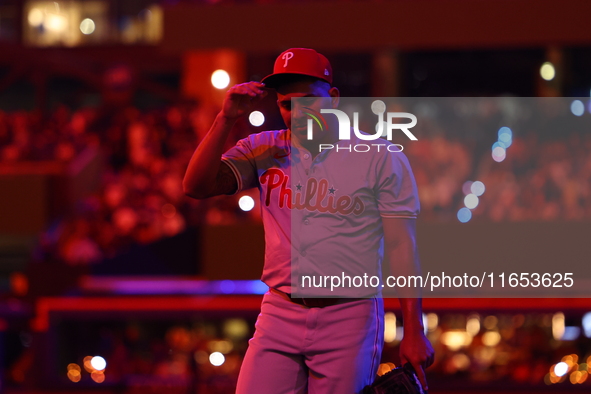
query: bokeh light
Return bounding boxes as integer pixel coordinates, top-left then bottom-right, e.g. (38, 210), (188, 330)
(45, 14), (67, 32)
(80, 18), (96, 35)
(83, 356), (93, 372)
(249, 280), (269, 294)
(552, 312), (565, 340)
(492, 141), (506, 150)
(238, 195), (255, 211)
(482, 331), (501, 346)
(91, 370), (105, 383)
(249, 111), (265, 127)
(497, 126), (513, 147)
(371, 100), (386, 114)
(384, 312), (397, 343)
(470, 181), (485, 196)
(66, 363), (81, 383)
(462, 180), (473, 195)
(540, 62), (555, 81)
(562, 326), (581, 341)
(457, 207), (472, 223)
(426, 313), (438, 332)
(492, 146), (506, 162)
(223, 318), (250, 340)
(28, 8), (43, 26)
(208, 339), (233, 354)
(498, 126), (512, 140)
(90, 356), (106, 371)
(483, 315), (498, 330)
(451, 353), (471, 370)
(582, 312), (591, 337)
(211, 70), (230, 89)
(570, 100), (584, 116)
(209, 351), (225, 366)
(219, 279), (235, 294)
(441, 330), (472, 351)
(554, 362), (569, 377)
(464, 194), (479, 209)
(466, 314), (480, 336)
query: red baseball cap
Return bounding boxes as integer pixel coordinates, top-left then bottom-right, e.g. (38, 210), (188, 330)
(261, 48), (333, 88)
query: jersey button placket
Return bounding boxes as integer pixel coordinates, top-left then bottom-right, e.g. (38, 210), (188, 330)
(302, 151), (311, 175)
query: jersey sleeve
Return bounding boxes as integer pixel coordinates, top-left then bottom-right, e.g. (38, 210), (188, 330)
(374, 151), (420, 219)
(221, 137), (259, 193)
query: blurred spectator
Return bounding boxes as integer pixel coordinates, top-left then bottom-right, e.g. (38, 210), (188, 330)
(1, 101), (589, 267)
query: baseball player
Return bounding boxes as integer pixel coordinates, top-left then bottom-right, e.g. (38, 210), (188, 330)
(183, 48), (434, 394)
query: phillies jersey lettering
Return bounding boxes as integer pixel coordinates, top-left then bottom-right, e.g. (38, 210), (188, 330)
(260, 168), (365, 215)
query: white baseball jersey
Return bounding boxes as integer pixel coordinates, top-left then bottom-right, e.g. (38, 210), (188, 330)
(222, 129), (419, 296)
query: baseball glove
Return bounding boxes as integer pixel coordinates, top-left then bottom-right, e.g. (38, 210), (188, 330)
(362, 363), (427, 394)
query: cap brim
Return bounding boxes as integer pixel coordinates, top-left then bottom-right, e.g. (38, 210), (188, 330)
(260, 73), (329, 89)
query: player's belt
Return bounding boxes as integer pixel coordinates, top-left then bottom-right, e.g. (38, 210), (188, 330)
(270, 288), (365, 308)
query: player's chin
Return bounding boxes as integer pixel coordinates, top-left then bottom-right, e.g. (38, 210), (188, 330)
(291, 125), (308, 136)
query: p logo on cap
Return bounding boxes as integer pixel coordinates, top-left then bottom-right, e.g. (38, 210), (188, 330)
(261, 48), (333, 88)
(282, 52), (294, 67)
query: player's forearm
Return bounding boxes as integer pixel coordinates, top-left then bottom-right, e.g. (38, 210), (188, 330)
(183, 112), (237, 198)
(387, 235), (424, 331)
(399, 298), (424, 333)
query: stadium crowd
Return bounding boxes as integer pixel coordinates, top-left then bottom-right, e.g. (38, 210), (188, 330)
(1, 102), (590, 265)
